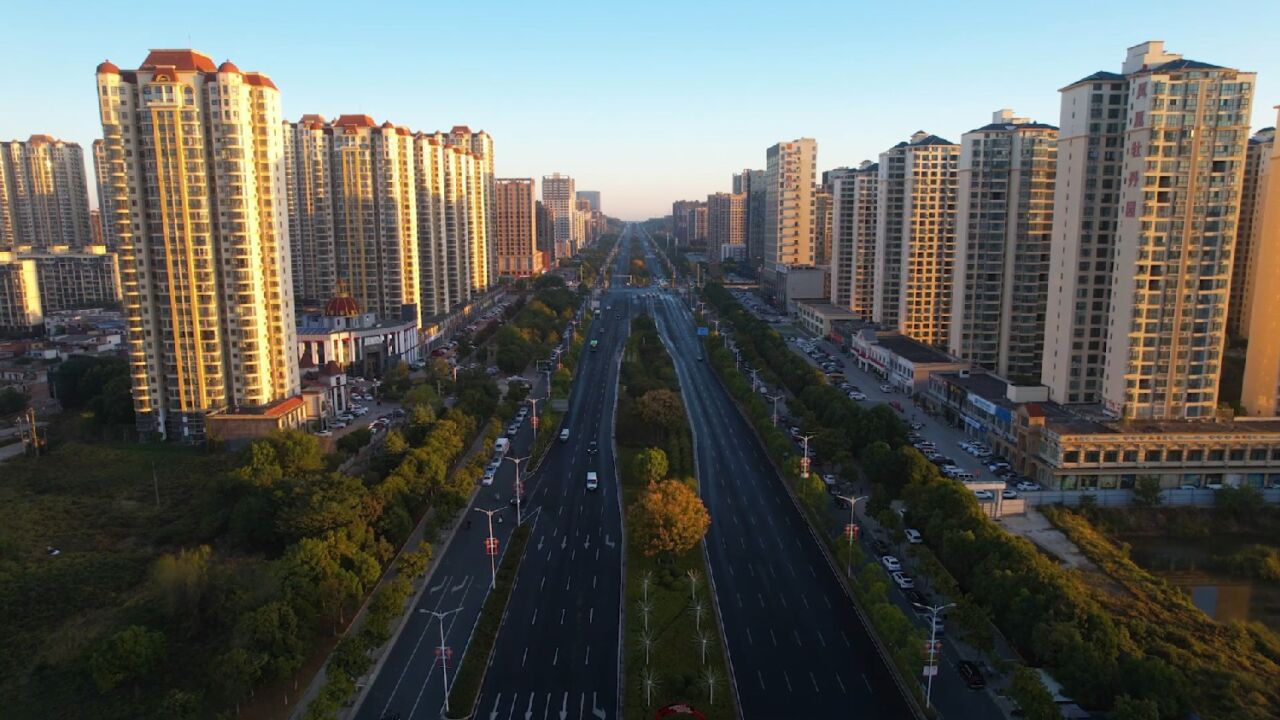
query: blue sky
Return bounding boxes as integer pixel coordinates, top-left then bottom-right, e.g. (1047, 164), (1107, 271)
(4, 0), (1278, 220)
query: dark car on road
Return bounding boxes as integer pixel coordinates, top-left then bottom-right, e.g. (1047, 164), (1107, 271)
(957, 660), (986, 689)
(871, 539), (891, 555)
(588, 440), (598, 455)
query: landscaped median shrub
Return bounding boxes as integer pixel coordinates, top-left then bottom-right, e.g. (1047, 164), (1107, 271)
(616, 315), (734, 720)
(446, 523), (531, 719)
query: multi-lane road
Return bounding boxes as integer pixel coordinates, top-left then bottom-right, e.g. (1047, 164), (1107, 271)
(355, 225), (921, 720)
(635, 228), (914, 718)
(470, 229), (643, 720)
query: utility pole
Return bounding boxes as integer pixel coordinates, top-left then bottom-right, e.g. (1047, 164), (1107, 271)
(835, 494), (867, 576)
(504, 455), (530, 524)
(419, 606), (463, 714)
(925, 602), (956, 707)
(798, 434), (814, 479)
(474, 506), (503, 589)
(750, 369), (760, 393)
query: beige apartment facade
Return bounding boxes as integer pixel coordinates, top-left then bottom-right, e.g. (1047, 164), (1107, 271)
(0, 253), (42, 331)
(829, 161), (878, 317)
(543, 173), (576, 260)
(1243, 109), (1280, 416)
(707, 191), (745, 263)
(15, 244), (121, 312)
(494, 178), (541, 278)
(763, 138), (817, 284)
(1230, 127), (1275, 339)
(874, 132), (959, 347)
(951, 110), (1057, 382)
(96, 50), (300, 442)
(0, 135), (93, 250)
(1100, 44), (1255, 420)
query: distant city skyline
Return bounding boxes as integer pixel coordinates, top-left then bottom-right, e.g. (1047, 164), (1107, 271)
(3, 0), (1279, 220)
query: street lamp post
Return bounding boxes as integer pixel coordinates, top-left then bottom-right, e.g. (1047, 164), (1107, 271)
(418, 606), (463, 714)
(925, 602), (957, 708)
(768, 394), (783, 427)
(797, 434), (814, 479)
(527, 395), (544, 439)
(835, 494), (867, 577)
(473, 506), (503, 589)
(504, 455), (530, 524)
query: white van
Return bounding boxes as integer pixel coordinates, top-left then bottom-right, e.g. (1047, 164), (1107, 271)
(559, 428), (570, 442)
(493, 437), (510, 457)
(586, 471), (599, 491)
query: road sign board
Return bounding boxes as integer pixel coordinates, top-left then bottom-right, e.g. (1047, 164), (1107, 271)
(697, 326), (709, 336)
(924, 640), (943, 653)
(484, 538), (499, 556)
(531, 415), (539, 429)
(844, 524), (859, 540)
(922, 665), (938, 677)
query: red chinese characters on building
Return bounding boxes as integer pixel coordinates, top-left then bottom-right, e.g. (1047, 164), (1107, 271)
(1128, 170), (1140, 187)
(1133, 110), (1145, 128)
(1137, 81), (1148, 99)
(1131, 142), (1143, 158)
(1125, 201), (1137, 218)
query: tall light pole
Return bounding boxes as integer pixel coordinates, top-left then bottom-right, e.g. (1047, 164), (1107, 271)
(925, 602), (957, 708)
(750, 369), (760, 393)
(504, 455), (530, 524)
(767, 394), (784, 427)
(418, 606), (463, 714)
(835, 494), (867, 577)
(798, 433), (814, 479)
(527, 396), (542, 440)
(474, 506), (503, 589)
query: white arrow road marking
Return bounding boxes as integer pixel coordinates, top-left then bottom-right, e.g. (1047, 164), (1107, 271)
(525, 693), (535, 720)
(489, 694), (502, 720)
(604, 534), (615, 549)
(451, 577), (467, 593)
(559, 692), (569, 720)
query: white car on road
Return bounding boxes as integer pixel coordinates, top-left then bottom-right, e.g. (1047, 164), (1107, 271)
(881, 555), (902, 572)
(586, 471), (599, 491)
(891, 571), (915, 589)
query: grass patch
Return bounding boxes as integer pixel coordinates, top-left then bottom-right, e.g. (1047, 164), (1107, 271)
(446, 523), (532, 718)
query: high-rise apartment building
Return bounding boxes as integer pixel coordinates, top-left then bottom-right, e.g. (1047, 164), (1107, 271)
(283, 114), (417, 320)
(1240, 113), (1280, 416)
(671, 200), (708, 247)
(415, 133), (483, 316)
(1229, 127), (1275, 339)
(0, 135), (93, 249)
(17, 244), (121, 312)
(576, 190), (601, 213)
(282, 114), (336, 306)
(829, 161), (878, 316)
(814, 187), (833, 267)
(1043, 42), (1254, 420)
(535, 200), (554, 264)
(92, 139), (116, 250)
(763, 139), (818, 282)
(707, 192), (746, 262)
(543, 173), (576, 259)
(495, 178), (541, 278)
(873, 132), (959, 347)
(0, 253), (42, 331)
(445, 126), (495, 293)
(95, 50), (300, 441)
(950, 110), (1057, 382)
(734, 169), (766, 263)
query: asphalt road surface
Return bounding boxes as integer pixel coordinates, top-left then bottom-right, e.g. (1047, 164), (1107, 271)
(470, 227), (645, 720)
(636, 227), (915, 719)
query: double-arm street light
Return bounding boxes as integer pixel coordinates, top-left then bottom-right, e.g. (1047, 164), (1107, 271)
(417, 606), (463, 714)
(834, 494), (867, 577)
(767, 394), (784, 427)
(924, 602), (957, 708)
(473, 506), (503, 589)
(503, 455), (530, 524)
